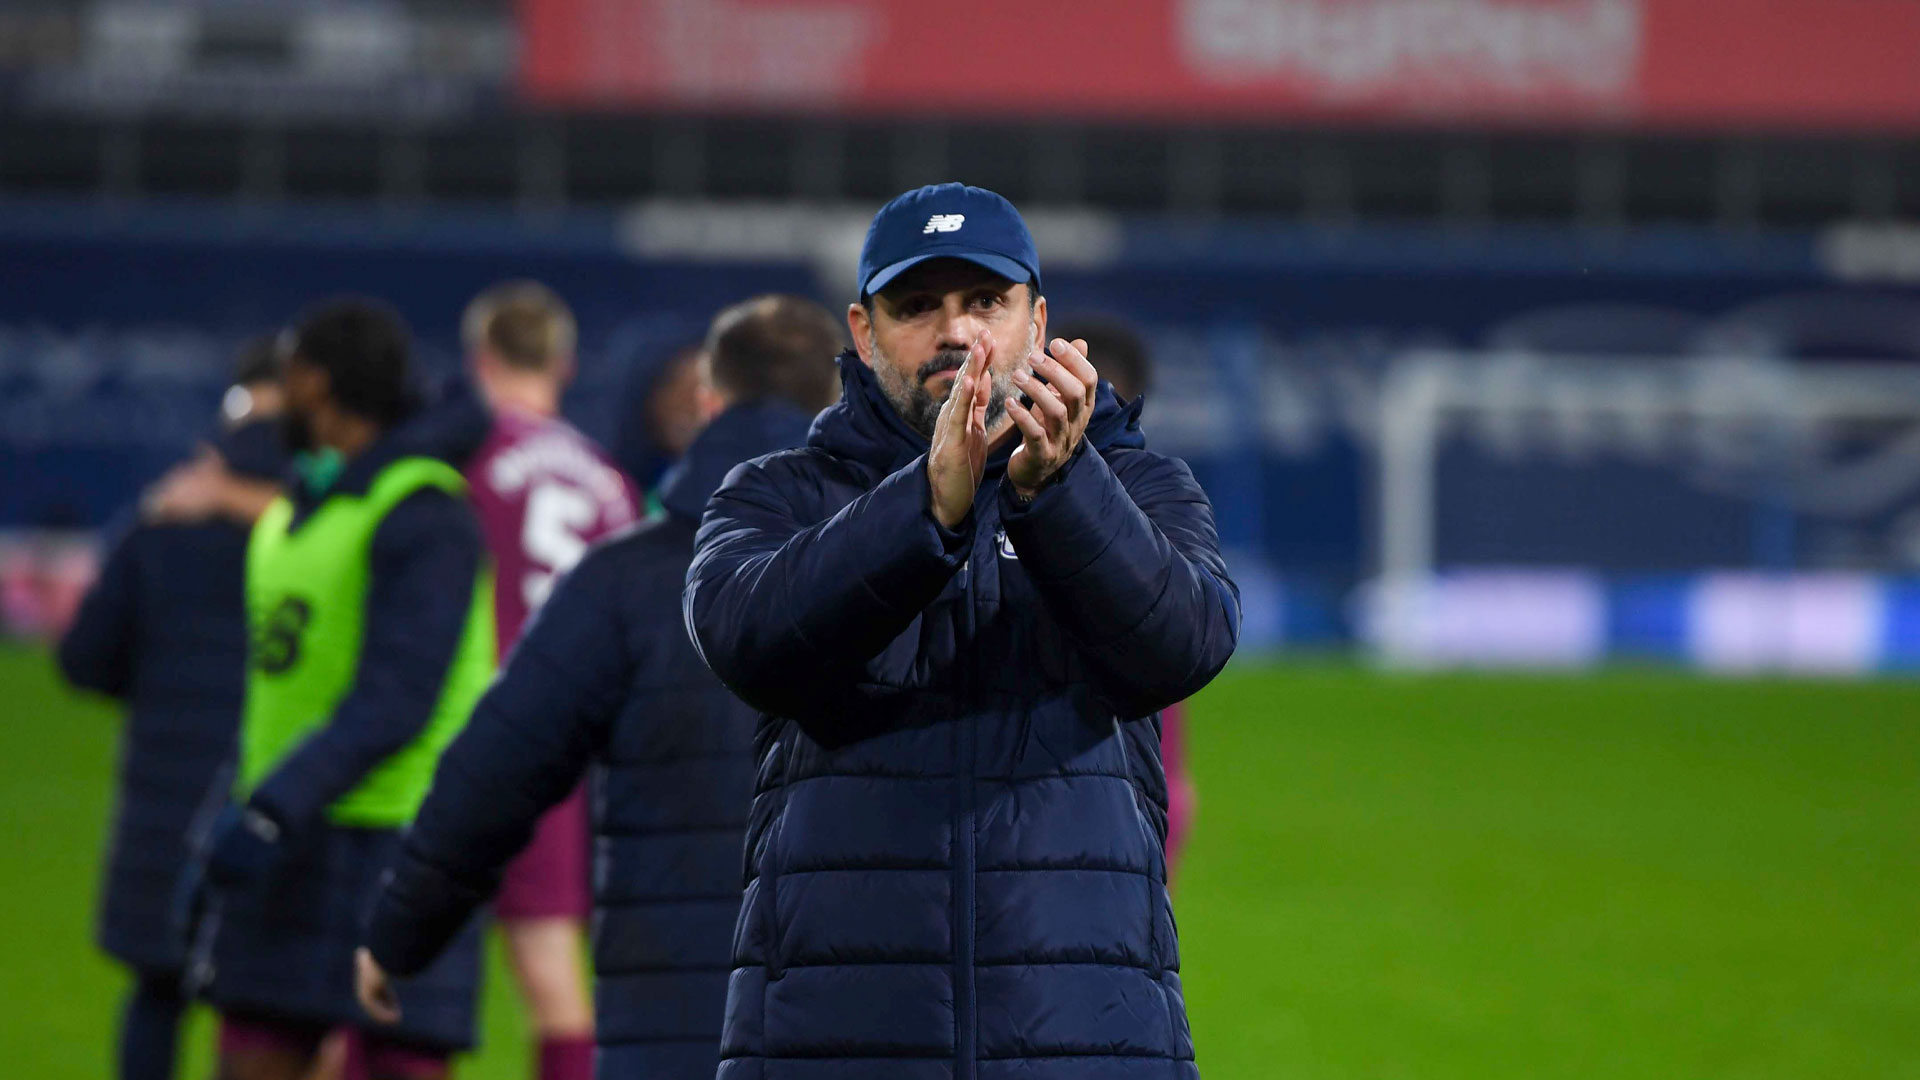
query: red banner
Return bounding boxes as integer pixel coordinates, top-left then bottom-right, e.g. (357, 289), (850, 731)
(520, 0), (1920, 130)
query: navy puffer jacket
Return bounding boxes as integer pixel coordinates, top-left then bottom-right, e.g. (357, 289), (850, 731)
(59, 514), (248, 975)
(685, 354), (1240, 1079)
(59, 419), (285, 975)
(368, 401), (815, 1078)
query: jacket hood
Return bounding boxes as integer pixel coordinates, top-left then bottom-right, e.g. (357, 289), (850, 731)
(658, 400), (818, 522)
(395, 377), (495, 468)
(807, 350), (1145, 476)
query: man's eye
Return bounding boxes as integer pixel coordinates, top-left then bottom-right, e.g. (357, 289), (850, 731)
(902, 298), (936, 316)
(971, 294), (1004, 311)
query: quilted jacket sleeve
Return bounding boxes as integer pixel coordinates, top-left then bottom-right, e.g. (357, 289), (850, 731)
(998, 446), (1240, 717)
(365, 542), (627, 976)
(684, 451), (972, 726)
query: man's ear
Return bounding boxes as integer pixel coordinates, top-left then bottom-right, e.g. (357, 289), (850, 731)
(847, 303), (875, 368)
(1030, 289), (1047, 345)
(696, 379), (726, 423)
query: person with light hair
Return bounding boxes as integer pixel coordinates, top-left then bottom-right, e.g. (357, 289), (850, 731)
(454, 279), (640, 1080)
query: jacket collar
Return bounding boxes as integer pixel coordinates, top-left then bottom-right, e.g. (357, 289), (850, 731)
(658, 400), (819, 522)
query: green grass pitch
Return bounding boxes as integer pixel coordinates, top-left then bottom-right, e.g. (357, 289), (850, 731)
(4, 645), (1916, 1077)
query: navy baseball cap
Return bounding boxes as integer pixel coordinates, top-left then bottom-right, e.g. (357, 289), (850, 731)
(857, 182), (1041, 300)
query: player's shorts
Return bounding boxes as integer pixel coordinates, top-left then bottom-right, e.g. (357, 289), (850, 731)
(200, 824), (484, 1052)
(220, 1012), (448, 1076)
(495, 782), (591, 922)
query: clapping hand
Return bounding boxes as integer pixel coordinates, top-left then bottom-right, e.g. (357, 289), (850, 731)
(1005, 338), (1097, 498)
(926, 333), (996, 529)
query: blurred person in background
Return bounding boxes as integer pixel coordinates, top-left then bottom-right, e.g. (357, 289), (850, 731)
(170, 288), (639, 1080)
(186, 300), (493, 1080)
(450, 280), (639, 1080)
(356, 295), (845, 1079)
(56, 337), (287, 1080)
(1051, 317), (1197, 882)
(683, 184), (1239, 1079)
(613, 340), (708, 493)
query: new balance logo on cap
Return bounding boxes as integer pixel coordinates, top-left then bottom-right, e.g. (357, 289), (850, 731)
(858, 184), (1038, 298)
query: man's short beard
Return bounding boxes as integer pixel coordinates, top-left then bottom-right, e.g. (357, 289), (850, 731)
(870, 323), (1032, 440)
(280, 408), (316, 453)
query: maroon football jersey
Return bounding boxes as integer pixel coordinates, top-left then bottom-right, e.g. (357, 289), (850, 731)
(465, 405), (639, 656)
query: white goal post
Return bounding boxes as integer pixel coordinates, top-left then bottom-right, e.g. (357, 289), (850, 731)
(1371, 350), (1920, 667)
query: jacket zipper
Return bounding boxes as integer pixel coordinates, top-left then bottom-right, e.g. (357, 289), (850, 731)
(955, 528), (981, 1076)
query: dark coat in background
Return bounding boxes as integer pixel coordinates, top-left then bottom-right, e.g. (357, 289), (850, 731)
(57, 420), (284, 976)
(367, 401), (816, 1079)
(61, 514), (250, 975)
(684, 356), (1241, 1079)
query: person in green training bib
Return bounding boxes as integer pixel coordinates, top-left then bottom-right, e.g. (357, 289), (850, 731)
(185, 299), (497, 1080)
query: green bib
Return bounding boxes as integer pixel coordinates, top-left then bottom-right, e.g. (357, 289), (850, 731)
(241, 456), (496, 827)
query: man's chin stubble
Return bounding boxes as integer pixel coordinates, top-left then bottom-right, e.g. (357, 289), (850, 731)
(873, 335), (1024, 439)
(900, 377), (1011, 440)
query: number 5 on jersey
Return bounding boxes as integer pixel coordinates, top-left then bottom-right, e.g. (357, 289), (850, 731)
(520, 481), (599, 610)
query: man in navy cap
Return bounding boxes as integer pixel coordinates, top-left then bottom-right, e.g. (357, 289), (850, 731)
(685, 182), (1240, 1078)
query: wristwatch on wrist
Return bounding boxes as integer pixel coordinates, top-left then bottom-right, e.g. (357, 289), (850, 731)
(1014, 441), (1086, 505)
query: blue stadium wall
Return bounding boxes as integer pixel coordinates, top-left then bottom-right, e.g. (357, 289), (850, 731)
(7, 197), (1918, 662)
